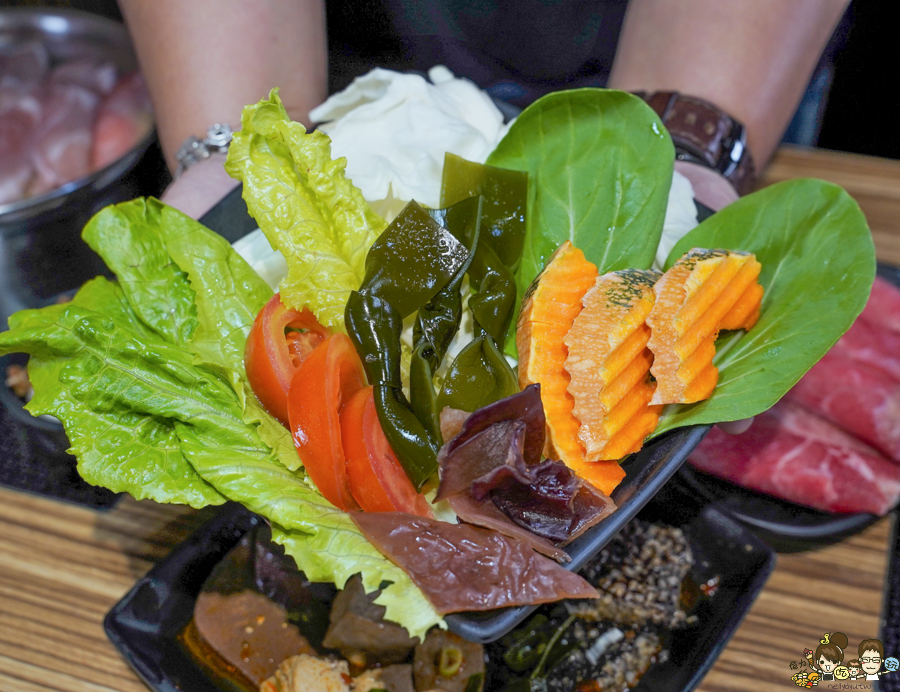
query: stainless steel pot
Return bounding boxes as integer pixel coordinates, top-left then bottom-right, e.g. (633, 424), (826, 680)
(0, 7), (159, 324)
(1, 8), (162, 439)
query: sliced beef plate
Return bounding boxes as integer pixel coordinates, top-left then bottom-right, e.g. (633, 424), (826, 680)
(860, 276), (900, 335)
(786, 350), (900, 461)
(830, 316), (900, 383)
(689, 400), (900, 515)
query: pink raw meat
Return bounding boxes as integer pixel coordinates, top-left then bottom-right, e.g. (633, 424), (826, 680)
(0, 41), (49, 91)
(30, 82), (99, 195)
(91, 72), (153, 170)
(0, 87), (42, 204)
(830, 317), (900, 383)
(787, 351), (900, 461)
(51, 58), (117, 95)
(689, 400), (900, 515)
(861, 276), (900, 334)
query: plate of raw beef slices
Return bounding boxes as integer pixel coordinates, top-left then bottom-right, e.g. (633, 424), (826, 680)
(674, 264), (900, 551)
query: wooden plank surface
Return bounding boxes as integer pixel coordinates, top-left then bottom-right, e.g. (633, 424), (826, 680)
(1, 145), (899, 692)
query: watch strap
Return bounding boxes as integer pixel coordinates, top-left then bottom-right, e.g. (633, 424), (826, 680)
(634, 91), (756, 195)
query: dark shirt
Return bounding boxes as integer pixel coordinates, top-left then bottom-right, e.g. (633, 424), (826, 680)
(327, 0), (628, 107)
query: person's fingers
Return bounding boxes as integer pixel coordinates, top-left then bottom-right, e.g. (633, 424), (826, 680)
(160, 153), (239, 220)
(718, 417), (754, 435)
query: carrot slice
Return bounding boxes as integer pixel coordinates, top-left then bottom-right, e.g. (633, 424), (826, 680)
(518, 242), (631, 493)
(646, 248), (763, 405)
(565, 269), (664, 460)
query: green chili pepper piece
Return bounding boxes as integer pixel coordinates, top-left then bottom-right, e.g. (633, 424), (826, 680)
(374, 384), (438, 489)
(345, 290), (438, 488)
(436, 334), (518, 412)
(463, 672), (485, 692)
(360, 201), (469, 318)
(409, 341), (442, 447)
(441, 152), (528, 270)
(344, 290), (402, 388)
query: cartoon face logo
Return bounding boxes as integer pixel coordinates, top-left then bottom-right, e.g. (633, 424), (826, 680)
(885, 656), (900, 672)
(834, 666), (850, 680)
(860, 653), (882, 675)
(817, 656), (836, 673)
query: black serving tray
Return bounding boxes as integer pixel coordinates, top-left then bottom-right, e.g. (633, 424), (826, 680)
(446, 425), (710, 641)
(196, 181), (715, 643)
(105, 482), (775, 692)
(673, 465), (878, 553)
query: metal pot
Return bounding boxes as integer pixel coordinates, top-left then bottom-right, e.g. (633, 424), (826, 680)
(0, 8), (159, 326)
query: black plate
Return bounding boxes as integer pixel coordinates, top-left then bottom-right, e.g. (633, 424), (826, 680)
(673, 465), (878, 553)
(105, 483), (775, 692)
(446, 425), (710, 641)
(667, 262), (900, 553)
(197, 182), (714, 642)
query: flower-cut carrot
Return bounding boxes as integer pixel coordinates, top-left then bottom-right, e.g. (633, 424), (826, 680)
(517, 242), (626, 495)
(565, 269), (664, 461)
(647, 248), (763, 405)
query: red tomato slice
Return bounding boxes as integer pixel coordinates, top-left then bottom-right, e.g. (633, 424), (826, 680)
(245, 293), (329, 425)
(288, 333), (365, 511)
(341, 386), (434, 517)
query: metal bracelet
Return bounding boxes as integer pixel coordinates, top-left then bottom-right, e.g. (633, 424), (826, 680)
(175, 123), (233, 177)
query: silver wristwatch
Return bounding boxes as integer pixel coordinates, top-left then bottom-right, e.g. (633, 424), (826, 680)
(175, 123), (233, 177)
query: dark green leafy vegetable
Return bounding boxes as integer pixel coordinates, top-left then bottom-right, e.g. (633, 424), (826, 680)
(345, 290), (440, 489)
(429, 161), (522, 412)
(436, 334), (519, 412)
(441, 152), (528, 269)
(360, 201), (469, 318)
(409, 197), (483, 446)
(655, 178), (876, 434)
(486, 89), (673, 357)
(346, 201), (475, 487)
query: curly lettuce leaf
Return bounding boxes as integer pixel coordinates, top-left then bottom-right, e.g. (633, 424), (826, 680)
(0, 278), (226, 507)
(0, 197), (443, 637)
(84, 198), (272, 375)
(81, 198), (198, 348)
(225, 89), (386, 330)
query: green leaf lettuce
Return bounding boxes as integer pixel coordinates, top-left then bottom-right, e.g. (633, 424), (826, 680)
(0, 198), (441, 639)
(225, 89), (386, 331)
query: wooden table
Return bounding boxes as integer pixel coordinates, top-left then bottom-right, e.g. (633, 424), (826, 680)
(2, 145), (900, 692)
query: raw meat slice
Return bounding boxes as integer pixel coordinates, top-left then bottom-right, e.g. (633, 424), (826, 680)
(91, 72), (153, 169)
(0, 41), (49, 91)
(831, 317), (900, 383)
(0, 87), (41, 204)
(689, 400), (900, 515)
(861, 276), (900, 334)
(786, 351), (900, 461)
(51, 58), (117, 95)
(31, 82), (99, 194)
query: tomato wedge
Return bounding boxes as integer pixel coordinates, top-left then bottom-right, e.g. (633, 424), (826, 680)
(341, 386), (435, 517)
(245, 293), (329, 425)
(288, 333), (365, 511)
